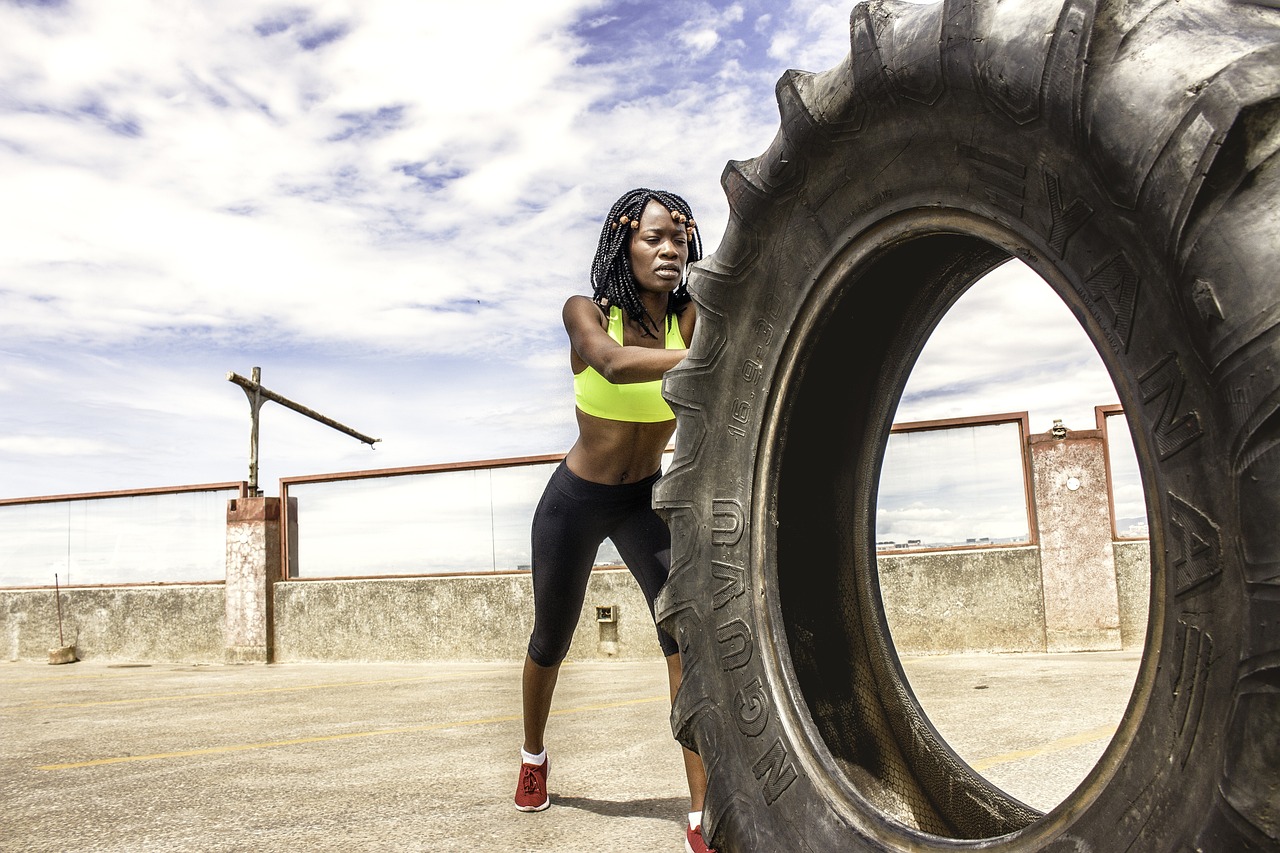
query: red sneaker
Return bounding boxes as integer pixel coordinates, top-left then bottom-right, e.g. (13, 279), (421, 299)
(686, 823), (716, 853)
(514, 757), (549, 812)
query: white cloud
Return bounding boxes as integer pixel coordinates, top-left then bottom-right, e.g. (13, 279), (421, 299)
(0, 0), (1112, 509)
(0, 0), (610, 358)
(897, 260), (1120, 433)
(678, 1), (747, 56)
(0, 435), (117, 457)
(765, 1), (850, 70)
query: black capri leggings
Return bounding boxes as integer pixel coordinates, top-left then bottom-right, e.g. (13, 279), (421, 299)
(526, 461), (679, 666)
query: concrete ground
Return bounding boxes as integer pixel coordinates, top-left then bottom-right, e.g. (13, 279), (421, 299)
(1, 650), (1141, 852)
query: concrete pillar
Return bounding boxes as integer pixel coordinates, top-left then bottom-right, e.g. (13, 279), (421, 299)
(224, 497), (281, 663)
(1028, 426), (1122, 652)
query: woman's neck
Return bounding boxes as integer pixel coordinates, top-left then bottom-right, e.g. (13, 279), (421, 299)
(637, 291), (668, 317)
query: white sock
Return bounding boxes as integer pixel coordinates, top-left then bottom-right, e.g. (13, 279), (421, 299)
(689, 811), (702, 830)
(521, 747), (546, 766)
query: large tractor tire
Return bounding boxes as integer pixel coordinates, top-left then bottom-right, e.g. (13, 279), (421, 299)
(654, 0), (1280, 849)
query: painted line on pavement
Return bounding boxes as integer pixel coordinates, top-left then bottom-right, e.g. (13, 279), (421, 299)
(969, 724), (1117, 771)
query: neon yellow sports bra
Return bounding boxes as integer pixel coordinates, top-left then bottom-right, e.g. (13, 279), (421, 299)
(574, 305), (686, 423)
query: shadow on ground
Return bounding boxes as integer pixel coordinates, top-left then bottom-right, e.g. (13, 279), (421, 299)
(552, 795), (687, 824)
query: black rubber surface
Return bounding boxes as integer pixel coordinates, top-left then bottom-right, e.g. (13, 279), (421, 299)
(654, 0), (1280, 849)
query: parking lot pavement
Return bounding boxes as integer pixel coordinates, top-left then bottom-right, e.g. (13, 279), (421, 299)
(0, 650), (1141, 852)
(900, 649), (1142, 811)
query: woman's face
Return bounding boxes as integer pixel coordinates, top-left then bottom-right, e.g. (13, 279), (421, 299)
(628, 199), (689, 295)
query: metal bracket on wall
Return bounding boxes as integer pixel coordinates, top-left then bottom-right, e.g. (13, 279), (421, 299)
(227, 367), (381, 496)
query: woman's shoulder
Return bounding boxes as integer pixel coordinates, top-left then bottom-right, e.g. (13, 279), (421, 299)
(565, 294), (610, 315)
(563, 294), (610, 329)
(565, 293), (601, 308)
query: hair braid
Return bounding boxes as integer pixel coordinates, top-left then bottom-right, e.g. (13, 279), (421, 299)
(589, 187), (702, 338)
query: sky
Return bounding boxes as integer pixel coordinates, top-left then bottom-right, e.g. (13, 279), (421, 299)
(0, 0), (1121, 502)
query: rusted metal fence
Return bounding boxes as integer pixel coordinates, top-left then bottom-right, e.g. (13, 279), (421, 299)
(0, 406), (1144, 588)
(277, 451), (678, 579)
(0, 482), (248, 588)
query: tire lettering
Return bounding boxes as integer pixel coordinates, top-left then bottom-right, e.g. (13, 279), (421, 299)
(733, 677), (769, 737)
(1139, 354), (1204, 459)
(712, 560), (747, 610)
(1168, 493), (1221, 597)
(852, 188), (895, 220)
(752, 738), (799, 805)
(711, 498), (744, 547)
(964, 144), (1027, 217)
(728, 318), (775, 439)
(1172, 617), (1212, 769)
(1083, 253), (1139, 353)
(1044, 169), (1092, 258)
(728, 398), (753, 439)
(717, 618), (753, 671)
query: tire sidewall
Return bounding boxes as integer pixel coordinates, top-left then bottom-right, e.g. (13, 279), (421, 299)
(675, 84), (1244, 850)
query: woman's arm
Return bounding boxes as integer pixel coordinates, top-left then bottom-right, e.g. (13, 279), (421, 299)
(564, 295), (687, 384)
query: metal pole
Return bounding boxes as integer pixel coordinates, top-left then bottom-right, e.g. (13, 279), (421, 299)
(227, 371), (381, 448)
(55, 573), (65, 647)
(249, 367), (262, 496)
(228, 369), (380, 499)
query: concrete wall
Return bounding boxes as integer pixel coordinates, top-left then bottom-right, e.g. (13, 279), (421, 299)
(1113, 540), (1152, 649)
(3, 584), (225, 663)
(875, 427), (1151, 656)
(879, 546), (1047, 654)
(1, 544), (1151, 663)
(273, 569), (664, 663)
(0, 425), (1153, 664)
(0, 571), (665, 665)
(878, 541), (1150, 655)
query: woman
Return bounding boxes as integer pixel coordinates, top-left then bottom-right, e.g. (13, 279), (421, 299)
(514, 188), (715, 853)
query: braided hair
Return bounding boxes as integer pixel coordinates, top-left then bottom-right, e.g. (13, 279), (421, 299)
(589, 187), (702, 338)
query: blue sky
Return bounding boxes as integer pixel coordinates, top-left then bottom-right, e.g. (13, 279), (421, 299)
(0, 0), (1120, 501)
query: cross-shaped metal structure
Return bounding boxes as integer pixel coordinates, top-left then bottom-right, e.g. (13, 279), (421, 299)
(228, 367), (380, 495)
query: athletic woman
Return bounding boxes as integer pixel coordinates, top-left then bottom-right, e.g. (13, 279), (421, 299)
(514, 188), (715, 853)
